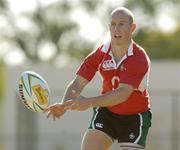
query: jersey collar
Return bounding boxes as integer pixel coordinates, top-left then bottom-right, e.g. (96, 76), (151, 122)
(127, 41), (134, 56)
(108, 41), (134, 69)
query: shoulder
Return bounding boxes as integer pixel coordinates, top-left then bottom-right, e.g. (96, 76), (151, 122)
(132, 42), (150, 65)
(126, 42), (150, 72)
(86, 41), (111, 58)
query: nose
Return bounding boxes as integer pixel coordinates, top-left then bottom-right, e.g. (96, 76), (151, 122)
(113, 24), (121, 32)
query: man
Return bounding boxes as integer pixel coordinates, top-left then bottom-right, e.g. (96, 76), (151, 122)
(45, 7), (152, 150)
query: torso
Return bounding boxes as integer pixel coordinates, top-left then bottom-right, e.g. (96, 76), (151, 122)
(77, 41), (151, 115)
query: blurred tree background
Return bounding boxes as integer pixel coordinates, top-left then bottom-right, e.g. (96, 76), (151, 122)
(0, 1), (179, 149)
(0, 61), (5, 102)
(0, 61), (5, 150)
(0, 0), (180, 66)
(3, 0), (179, 115)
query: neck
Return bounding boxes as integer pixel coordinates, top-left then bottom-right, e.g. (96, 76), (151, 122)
(110, 40), (132, 63)
(111, 40), (132, 54)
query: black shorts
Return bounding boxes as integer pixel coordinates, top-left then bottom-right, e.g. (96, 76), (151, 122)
(88, 107), (152, 148)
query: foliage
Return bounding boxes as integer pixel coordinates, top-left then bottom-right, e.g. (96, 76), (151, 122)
(125, 0), (157, 15)
(0, 0), (101, 63)
(134, 26), (180, 60)
(0, 61), (5, 102)
(10, 2), (78, 63)
(0, 0), (180, 63)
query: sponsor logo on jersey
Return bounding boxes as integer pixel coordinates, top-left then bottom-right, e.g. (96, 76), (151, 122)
(102, 59), (115, 71)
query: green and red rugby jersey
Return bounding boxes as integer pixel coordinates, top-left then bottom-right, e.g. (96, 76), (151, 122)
(76, 41), (151, 115)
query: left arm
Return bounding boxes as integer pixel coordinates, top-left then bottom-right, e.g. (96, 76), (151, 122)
(64, 83), (133, 111)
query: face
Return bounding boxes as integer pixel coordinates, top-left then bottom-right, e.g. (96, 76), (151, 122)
(109, 11), (136, 46)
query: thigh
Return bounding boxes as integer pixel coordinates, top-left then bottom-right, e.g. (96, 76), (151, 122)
(81, 129), (113, 150)
(88, 107), (117, 140)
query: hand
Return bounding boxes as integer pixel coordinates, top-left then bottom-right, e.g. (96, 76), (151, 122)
(44, 103), (65, 121)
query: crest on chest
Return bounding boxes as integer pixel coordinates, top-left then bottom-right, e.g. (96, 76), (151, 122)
(101, 58), (115, 71)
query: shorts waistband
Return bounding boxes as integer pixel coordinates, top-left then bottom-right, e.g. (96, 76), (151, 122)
(98, 107), (151, 118)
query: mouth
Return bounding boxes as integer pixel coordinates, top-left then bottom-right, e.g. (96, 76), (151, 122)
(114, 35), (122, 39)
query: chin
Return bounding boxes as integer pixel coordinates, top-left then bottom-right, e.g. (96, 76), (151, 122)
(112, 39), (124, 46)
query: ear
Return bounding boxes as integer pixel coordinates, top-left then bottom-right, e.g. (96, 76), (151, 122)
(131, 23), (136, 32)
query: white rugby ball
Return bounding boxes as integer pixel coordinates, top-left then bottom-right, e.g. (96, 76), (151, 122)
(18, 71), (50, 112)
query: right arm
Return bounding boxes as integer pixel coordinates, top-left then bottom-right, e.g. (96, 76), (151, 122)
(62, 46), (104, 103)
(44, 75), (89, 120)
(44, 45), (103, 120)
(62, 75), (89, 103)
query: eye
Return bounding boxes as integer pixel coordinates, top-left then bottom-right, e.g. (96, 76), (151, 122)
(119, 23), (124, 26)
(110, 22), (125, 28)
(110, 22), (116, 27)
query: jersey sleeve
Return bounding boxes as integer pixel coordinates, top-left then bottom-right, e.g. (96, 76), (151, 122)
(76, 46), (104, 81)
(120, 54), (149, 89)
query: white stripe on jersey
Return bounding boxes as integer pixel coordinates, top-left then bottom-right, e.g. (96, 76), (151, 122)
(138, 57), (151, 92)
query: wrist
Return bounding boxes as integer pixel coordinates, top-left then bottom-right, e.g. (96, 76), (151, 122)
(86, 98), (95, 108)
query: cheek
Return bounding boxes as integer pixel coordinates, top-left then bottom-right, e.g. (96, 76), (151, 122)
(110, 29), (115, 37)
(109, 27), (114, 33)
(122, 28), (131, 36)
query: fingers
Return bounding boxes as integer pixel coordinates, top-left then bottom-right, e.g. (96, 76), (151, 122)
(44, 106), (54, 118)
(46, 111), (53, 118)
(45, 108), (54, 119)
(44, 104), (63, 120)
(45, 110), (60, 121)
(44, 103), (57, 113)
(43, 106), (52, 117)
(43, 106), (51, 113)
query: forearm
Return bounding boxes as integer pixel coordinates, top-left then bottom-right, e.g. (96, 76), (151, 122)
(62, 75), (89, 103)
(88, 85), (133, 107)
(62, 80), (82, 103)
